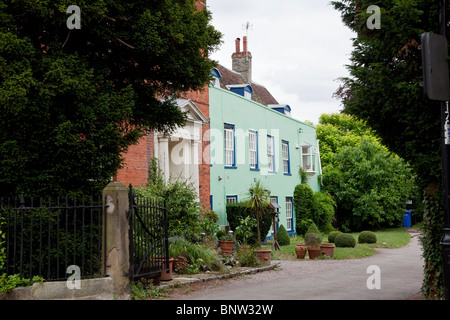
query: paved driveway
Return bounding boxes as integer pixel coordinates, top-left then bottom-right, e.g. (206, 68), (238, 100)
(182, 230), (424, 300)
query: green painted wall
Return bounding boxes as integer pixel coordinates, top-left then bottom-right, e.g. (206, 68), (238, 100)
(209, 86), (322, 238)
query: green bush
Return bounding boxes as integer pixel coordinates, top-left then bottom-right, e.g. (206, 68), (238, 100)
(305, 233), (322, 248)
(358, 231), (377, 244)
(328, 231), (342, 243)
(136, 159), (208, 243)
(293, 184), (315, 235)
(276, 224), (290, 246)
(226, 202), (272, 245)
(235, 216), (257, 245)
(304, 222), (322, 247)
(168, 236), (221, 274)
(236, 246), (260, 267)
(0, 274), (44, 293)
(313, 191), (336, 233)
(305, 222), (321, 236)
(334, 233), (356, 248)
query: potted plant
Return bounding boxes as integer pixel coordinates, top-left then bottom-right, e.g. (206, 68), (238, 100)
(304, 222), (322, 260)
(217, 229), (235, 256)
(246, 180), (272, 264)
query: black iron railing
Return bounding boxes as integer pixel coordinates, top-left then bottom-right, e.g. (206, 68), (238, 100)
(0, 195), (106, 281)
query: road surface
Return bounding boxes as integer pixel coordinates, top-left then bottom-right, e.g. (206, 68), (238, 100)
(172, 230), (424, 300)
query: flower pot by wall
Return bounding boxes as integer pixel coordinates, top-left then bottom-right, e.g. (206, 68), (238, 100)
(320, 244), (335, 258)
(150, 258), (174, 281)
(307, 247), (321, 260)
(218, 240), (235, 256)
(254, 249), (272, 264)
(295, 243), (307, 259)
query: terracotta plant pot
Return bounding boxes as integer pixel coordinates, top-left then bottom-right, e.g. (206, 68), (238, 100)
(254, 249), (272, 264)
(320, 243), (335, 258)
(150, 258), (174, 281)
(307, 247), (321, 260)
(218, 240), (235, 256)
(295, 243), (307, 259)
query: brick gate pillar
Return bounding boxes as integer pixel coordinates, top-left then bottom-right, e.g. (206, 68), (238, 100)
(102, 182), (130, 298)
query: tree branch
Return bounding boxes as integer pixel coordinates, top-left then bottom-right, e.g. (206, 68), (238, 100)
(115, 36), (135, 49)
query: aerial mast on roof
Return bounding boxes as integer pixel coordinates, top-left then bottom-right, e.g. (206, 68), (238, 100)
(242, 21), (253, 61)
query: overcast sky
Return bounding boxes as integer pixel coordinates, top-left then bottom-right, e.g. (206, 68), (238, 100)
(207, 0), (356, 125)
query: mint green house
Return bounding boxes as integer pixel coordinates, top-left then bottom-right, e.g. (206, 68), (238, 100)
(209, 37), (322, 238)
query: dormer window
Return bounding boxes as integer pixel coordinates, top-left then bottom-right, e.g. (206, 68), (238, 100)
(226, 84), (253, 100)
(269, 104), (291, 116)
(211, 68), (221, 87)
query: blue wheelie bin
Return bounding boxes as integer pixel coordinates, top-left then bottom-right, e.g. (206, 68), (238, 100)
(403, 210), (412, 228)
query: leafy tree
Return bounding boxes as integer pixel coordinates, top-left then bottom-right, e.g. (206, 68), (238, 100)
(331, 0), (446, 296)
(317, 113), (382, 170)
(318, 114), (418, 231)
(323, 139), (418, 231)
(331, 0), (444, 190)
(0, 0), (222, 197)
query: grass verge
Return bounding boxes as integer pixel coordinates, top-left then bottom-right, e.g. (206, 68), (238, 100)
(263, 227), (413, 260)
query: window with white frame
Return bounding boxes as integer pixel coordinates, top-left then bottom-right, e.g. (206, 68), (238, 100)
(267, 135), (275, 172)
(302, 146), (316, 172)
(224, 125), (235, 167)
(286, 197), (293, 231)
(282, 141), (290, 175)
(249, 130), (258, 170)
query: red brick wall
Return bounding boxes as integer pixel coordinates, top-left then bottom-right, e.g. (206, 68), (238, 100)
(114, 132), (154, 187)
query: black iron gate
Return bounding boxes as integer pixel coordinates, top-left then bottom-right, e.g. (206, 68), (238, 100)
(127, 185), (169, 281)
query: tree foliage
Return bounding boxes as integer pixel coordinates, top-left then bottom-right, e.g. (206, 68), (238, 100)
(0, 0), (222, 196)
(331, 0), (445, 190)
(318, 114), (418, 232)
(331, 0), (447, 295)
(293, 182), (335, 235)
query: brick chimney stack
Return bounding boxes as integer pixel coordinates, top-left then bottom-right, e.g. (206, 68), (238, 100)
(232, 36), (252, 84)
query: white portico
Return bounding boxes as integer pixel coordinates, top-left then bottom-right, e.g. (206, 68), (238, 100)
(154, 99), (208, 195)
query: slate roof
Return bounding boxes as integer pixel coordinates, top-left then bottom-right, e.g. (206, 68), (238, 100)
(215, 64), (279, 107)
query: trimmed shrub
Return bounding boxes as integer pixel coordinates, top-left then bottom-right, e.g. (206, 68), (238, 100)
(305, 222), (321, 236)
(358, 231), (377, 244)
(328, 231), (342, 243)
(294, 184), (315, 235)
(304, 222), (322, 248)
(334, 233), (356, 248)
(277, 224), (290, 246)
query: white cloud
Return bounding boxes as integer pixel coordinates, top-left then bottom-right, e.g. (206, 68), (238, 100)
(207, 0), (355, 125)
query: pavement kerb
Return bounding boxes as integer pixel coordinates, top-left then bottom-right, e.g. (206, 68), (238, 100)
(158, 262), (281, 290)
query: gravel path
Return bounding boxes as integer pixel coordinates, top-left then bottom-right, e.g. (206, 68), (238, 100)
(161, 230), (424, 300)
